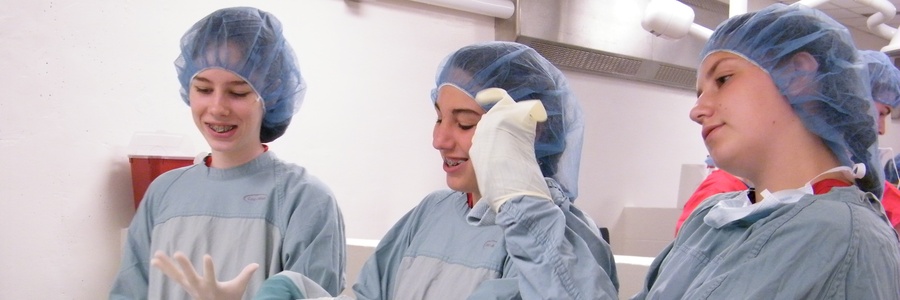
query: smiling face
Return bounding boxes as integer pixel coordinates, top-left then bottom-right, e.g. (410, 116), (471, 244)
(432, 84), (486, 196)
(189, 68), (265, 167)
(690, 51), (810, 183)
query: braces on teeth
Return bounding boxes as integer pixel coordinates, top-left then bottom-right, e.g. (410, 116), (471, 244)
(210, 125), (234, 133)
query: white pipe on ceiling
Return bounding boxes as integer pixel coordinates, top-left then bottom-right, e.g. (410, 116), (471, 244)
(796, 0), (830, 8)
(857, 0), (898, 40)
(411, 0), (515, 19)
(729, 0), (747, 17)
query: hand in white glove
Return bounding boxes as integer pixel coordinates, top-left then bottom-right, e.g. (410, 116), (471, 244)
(151, 250), (259, 300)
(470, 87), (552, 212)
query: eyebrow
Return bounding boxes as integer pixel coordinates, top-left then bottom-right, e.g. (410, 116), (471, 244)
(696, 58), (731, 97)
(434, 103), (482, 117)
(192, 76), (250, 86)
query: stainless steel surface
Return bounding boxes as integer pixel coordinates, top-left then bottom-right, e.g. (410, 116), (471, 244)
(495, 0), (900, 90)
(496, 0), (706, 90)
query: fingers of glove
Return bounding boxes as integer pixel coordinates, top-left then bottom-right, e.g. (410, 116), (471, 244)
(474, 87), (513, 106)
(523, 100), (547, 122)
(230, 263), (259, 285)
(472, 101), (543, 161)
(473, 88), (546, 122)
(173, 252), (204, 288)
(202, 254), (219, 286)
(486, 99), (545, 127)
(220, 262), (260, 297)
(151, 251), (186, 284)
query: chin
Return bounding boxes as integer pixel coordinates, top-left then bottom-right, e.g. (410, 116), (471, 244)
(445, 177), (475, 194)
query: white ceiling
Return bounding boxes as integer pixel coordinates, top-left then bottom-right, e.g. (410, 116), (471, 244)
(783, 0), (900, 34)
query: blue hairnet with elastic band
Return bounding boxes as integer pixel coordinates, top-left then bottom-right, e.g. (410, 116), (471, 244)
(861, 50), (900, 108)
(431, 41), (584, 200)
(701, 3), (882, 196)
(175, 6), (305, 143)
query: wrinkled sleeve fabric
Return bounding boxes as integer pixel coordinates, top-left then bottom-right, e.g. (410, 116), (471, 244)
(351, 198), (429, 300)
(109, 201), (153, 300)
(108, 171), (181, 300)
(279, 172), (346, 296)
(475, 194), (618, 300)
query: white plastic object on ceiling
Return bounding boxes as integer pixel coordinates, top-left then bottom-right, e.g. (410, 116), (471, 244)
(643, 0), (899, 50)
(411, 0), (515, 19)
(642, 0), (713, 40)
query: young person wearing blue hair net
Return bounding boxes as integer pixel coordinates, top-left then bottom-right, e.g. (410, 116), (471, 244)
(109, 7), (346, 299)
(861, 50), (900, 233)
(633, 4), (900, 299)
(675, 50), (900, 236)
(236, 41), (619, 299)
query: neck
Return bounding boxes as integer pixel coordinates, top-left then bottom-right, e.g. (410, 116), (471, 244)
(749, 150), (843, 199)
(210, 144), (266, 169)
(736, 122), (846, 199)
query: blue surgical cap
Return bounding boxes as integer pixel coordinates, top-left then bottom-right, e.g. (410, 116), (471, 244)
(701, 3), (882, 196)
(861, 50), (900, 108)
(431, 41), (584, 200)
(175, 7), (305, 143)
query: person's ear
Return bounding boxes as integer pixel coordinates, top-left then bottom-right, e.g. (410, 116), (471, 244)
(789, 52), (819, 73)
(785, 52), (819, 95)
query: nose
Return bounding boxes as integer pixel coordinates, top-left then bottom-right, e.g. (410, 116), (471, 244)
(208, 91), (230, 117)
(432, 123), (453, 150)
(689, 94), (711, 125)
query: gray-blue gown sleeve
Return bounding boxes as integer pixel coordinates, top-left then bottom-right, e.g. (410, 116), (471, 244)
(468, 184), (618, 300)
(278, 173), (347, 296)
(254, 271), (335, 299)
(108, 171), (178, 300)
(351, 196), (431, 300)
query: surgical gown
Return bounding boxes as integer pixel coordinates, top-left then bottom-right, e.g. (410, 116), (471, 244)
(352, 178), (618, 299)
(254, 178), (618, 299)
(109, 151), (346, 299)
(633, 185), (900, 299)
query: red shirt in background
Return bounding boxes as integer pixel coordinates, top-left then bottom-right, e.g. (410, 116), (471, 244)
(675, 169), (749, 235)
(881, 182), (900, 231)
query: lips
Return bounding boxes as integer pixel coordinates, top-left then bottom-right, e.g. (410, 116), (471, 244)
(702, 124), (722, 140)
(442, 156), (469, 173)
(444, 158), (468, 167)
(208, 123), (236, 133)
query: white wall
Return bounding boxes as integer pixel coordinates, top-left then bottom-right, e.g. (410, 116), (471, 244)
(0, 0), (489, 298)
(1, 0), (898, 298)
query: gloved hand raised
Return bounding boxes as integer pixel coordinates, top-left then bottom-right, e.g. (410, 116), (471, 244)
(151, 251), (259, 300)
(470, 87), (552, 212)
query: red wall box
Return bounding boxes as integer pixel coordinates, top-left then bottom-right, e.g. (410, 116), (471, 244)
(128, 155), (194, 209)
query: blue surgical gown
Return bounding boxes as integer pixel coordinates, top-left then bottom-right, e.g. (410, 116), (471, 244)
(633, 186), (900, 299)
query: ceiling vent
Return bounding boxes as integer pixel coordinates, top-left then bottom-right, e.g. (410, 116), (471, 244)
(495, 0), (727, 91)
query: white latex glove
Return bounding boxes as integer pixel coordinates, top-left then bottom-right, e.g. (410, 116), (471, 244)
(151, 251), (259, 300)
(470, 87), (552, 212)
